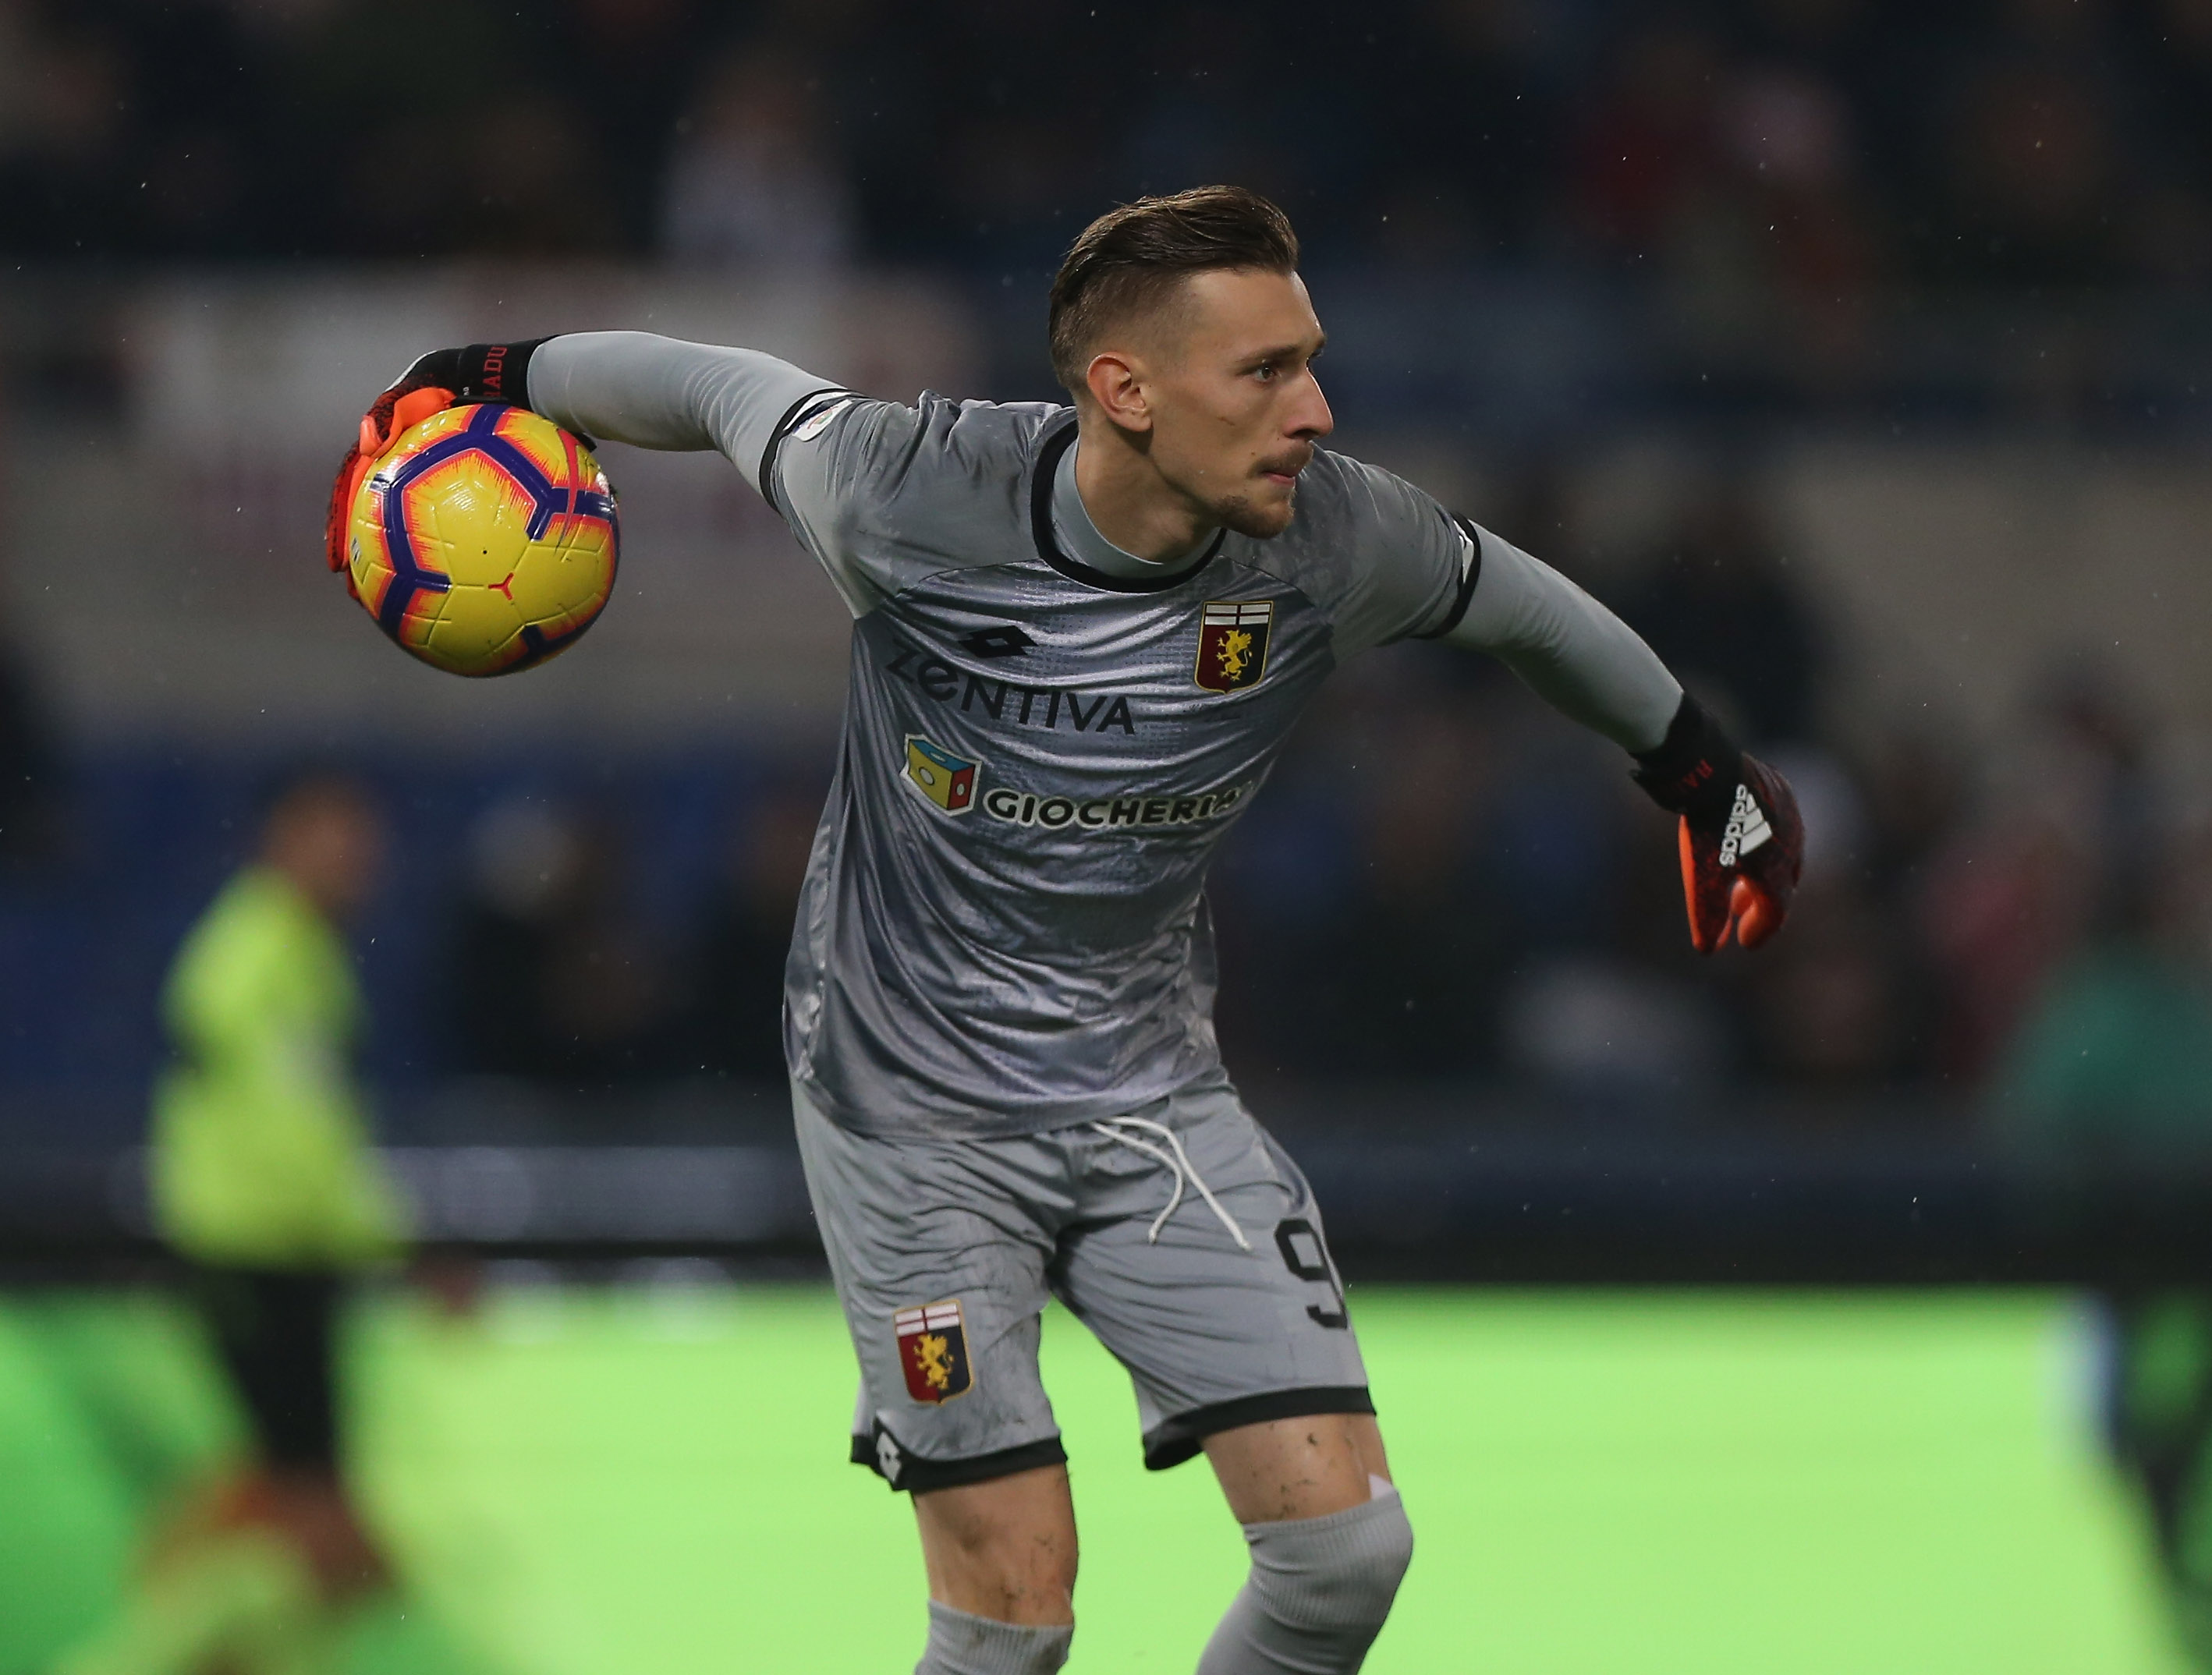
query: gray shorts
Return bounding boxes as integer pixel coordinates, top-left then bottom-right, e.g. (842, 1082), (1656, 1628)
(793, 1075), (1370, 1493)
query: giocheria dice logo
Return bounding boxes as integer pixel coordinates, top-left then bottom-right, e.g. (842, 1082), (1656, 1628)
(903, 735), (980, 813)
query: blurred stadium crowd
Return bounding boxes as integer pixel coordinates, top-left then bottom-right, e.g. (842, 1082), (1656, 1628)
(1211, 480), (2212, 1142)
(4, 460), (2206, 1147)
(0, 0), (2209, 1149)
(6, 0), (2212, 292)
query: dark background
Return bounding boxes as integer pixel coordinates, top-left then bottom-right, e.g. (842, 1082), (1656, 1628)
(4, 0), (2212, 1275)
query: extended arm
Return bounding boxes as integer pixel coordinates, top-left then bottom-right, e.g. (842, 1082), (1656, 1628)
(526, 332), (841, 493)
(324, 333), (842, 571)
(1445, 524), (1803, 951)
(1442, 526), (1679, 754)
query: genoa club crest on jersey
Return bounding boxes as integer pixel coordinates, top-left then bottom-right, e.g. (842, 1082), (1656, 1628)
(1195, 600), (1274, 692)
(896, 1300), (974, 1403)
(904, 735), (979, 813)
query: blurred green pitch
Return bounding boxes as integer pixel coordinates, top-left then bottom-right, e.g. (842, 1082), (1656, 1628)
(0, 1287), (2189, 1674)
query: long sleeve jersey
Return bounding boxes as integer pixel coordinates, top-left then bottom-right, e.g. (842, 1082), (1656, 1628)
(524, 332), (1682, 1135)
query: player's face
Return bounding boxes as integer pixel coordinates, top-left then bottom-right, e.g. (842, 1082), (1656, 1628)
(264, 784), (388, 923)
(1148, 268), (1333, 540)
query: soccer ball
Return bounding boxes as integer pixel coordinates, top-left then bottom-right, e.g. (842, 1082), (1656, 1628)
(346, 403), (619, 677)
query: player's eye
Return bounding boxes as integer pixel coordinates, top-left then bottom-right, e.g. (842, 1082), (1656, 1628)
(1253, 360), (1278, 382)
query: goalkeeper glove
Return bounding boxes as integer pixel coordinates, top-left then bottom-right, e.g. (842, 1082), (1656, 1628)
(1631, 695), (1803, 952)
(323, 339), (551, 572)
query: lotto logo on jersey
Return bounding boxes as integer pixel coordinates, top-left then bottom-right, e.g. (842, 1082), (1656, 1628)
(904, 735), (979, 813)
(895, 1301), (974, 1404)
(1196, 600), (1274, 692)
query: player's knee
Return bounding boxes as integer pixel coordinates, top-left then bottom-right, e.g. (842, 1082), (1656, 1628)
(1249, 1488), (1413, 1636)
(918, 1600), (1073, 1675)
(913, 1465), (1079, 1613)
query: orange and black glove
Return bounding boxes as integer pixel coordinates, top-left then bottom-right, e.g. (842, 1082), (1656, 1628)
(1631, 695), (1803, 952)
(324, 339), (551, 572)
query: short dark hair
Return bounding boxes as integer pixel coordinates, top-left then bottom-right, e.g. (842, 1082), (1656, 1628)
(1048, 186), (1300, 394)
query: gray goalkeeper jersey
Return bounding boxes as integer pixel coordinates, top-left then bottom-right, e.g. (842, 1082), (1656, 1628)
(528, 332), (1678, 1138)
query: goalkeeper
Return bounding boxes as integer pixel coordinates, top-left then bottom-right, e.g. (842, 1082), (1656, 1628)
(59, 770), (407, 1675)
(332, 186), (1801, 1675)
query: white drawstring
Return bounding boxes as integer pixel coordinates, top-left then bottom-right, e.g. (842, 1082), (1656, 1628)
(1088, 1116), (1252, 1250)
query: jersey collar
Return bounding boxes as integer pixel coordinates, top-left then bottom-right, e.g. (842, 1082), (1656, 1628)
(1030, 416), (1224, 594)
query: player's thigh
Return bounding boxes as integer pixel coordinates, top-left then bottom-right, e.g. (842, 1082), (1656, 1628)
(1055, 1084), (1370, 1473)
(792, 1083), (1064, 1491)
(1204, 1410), (1391, 1524)
(913, 1462), (1078, 1625)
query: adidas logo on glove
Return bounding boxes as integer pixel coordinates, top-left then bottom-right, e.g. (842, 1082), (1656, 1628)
(1629, 695), (1803, 951)
(1717, 782), (1773, 868)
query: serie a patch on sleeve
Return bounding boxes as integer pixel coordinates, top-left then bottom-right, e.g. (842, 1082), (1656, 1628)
(895, 1300), (975, 1404)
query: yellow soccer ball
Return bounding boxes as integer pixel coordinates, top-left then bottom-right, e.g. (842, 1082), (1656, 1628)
(346, 403), (619, 677)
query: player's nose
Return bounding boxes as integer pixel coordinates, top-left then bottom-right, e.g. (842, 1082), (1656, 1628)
(1289, 368), (1334, 441)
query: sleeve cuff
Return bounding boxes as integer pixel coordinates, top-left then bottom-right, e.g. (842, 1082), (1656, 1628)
(452, 338), (555, 407)
(1629, 693), (1742, 816)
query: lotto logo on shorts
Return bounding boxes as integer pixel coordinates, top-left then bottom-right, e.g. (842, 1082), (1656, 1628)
(904, 735), (979, 814)
(895, 1300), (974, 1404)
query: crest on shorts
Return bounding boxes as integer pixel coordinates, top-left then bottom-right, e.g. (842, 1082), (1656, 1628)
(903, 735), (980, 814)
(1195, 600), (1274, 692)
(896, 1300), (974, 1404)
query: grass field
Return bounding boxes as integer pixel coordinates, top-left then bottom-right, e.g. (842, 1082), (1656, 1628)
(0, 1284), (2191, 1675)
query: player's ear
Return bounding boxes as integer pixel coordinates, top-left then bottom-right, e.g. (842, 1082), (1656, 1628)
(1085, 351), (1151, 434)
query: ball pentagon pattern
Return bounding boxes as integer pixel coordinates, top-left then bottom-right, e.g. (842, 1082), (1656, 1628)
(346, 403), (619, 677)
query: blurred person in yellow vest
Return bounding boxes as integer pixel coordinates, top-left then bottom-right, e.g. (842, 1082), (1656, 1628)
(55, 770), (407, 1675)
(154, 768), (406, 1280)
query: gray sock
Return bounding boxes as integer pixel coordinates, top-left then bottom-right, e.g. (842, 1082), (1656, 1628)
(915, 1600), (1073, 1675)
(1195, 1486), (1415, 1674)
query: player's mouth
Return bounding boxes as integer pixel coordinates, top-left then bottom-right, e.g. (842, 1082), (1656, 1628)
(1257, 450), (1311, 488)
